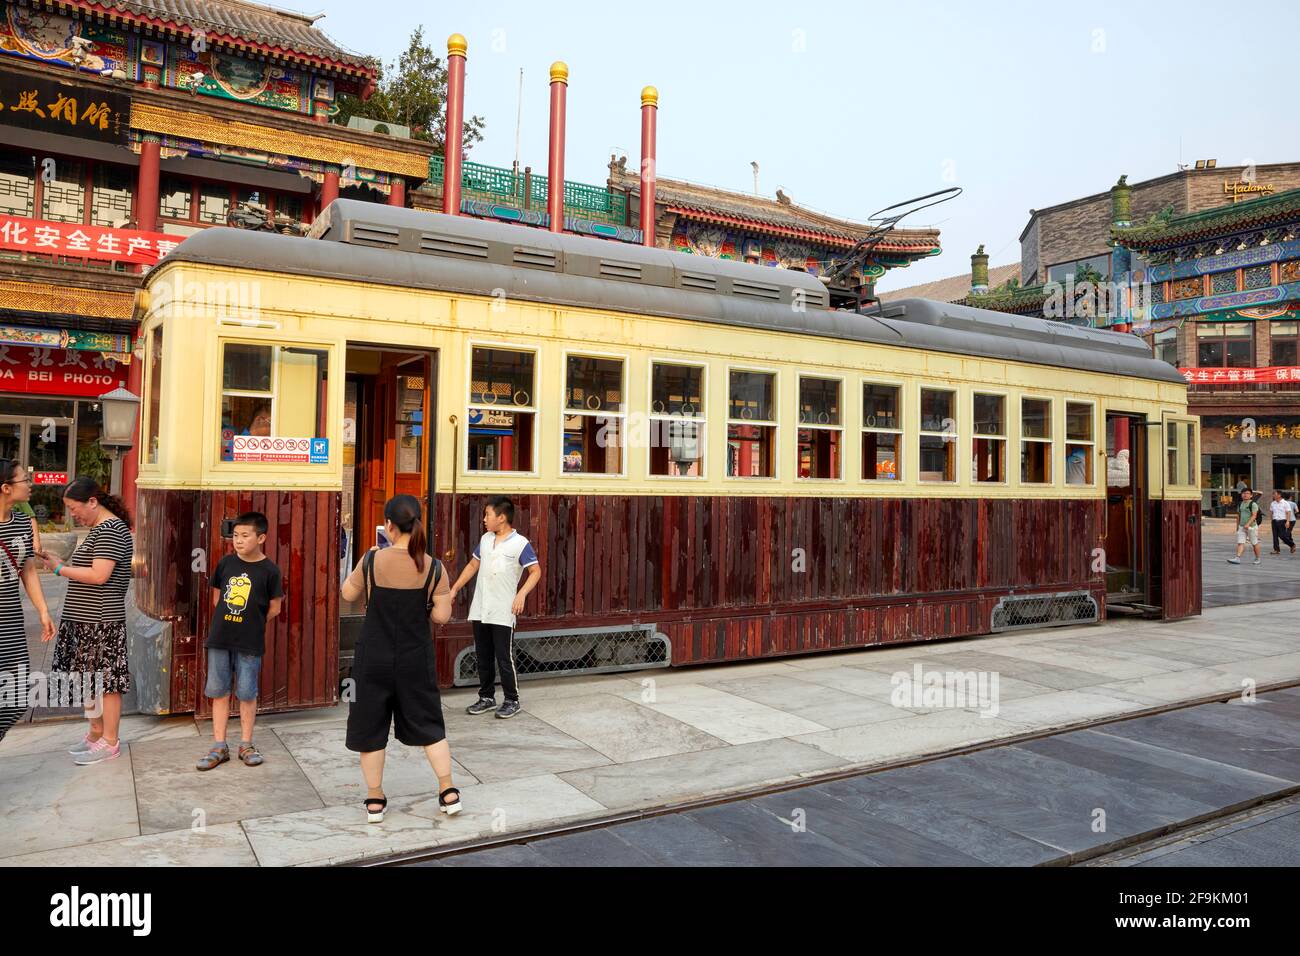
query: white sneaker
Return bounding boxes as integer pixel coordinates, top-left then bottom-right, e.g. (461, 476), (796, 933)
(1253, 558), (1262, 565)
(1226, 557), (1241, 564)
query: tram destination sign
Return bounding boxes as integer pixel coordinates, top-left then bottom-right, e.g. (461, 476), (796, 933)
(231, 436), (330, 464)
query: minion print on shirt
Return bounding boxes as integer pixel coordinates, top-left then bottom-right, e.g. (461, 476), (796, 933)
(223, 573), (252, 620)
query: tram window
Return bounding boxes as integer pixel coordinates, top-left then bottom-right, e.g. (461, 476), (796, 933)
(972, 393), (1006, 483)
(798, 376), (841, 480)
(468, 347), (535, 473)
(1167, 421), (1181, 485)
(920, 388), (956, 482)
(219, 343), (329, 463)
(145, 326), (163, 466)
(727, 370), (777, 478)
(862, 383), (901, 481)
(1185, 423), (1197, 486)
(1065, 401), (1095, 485)
(650, 362), (705, 477)
(563, 355), (624, 475)
(1021, 397), (1053, 484)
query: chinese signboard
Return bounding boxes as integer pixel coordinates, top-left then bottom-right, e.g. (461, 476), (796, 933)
(0, 214), (179, 265)
(32, 471), (68, 486)
(0, 344), (128, 397)
(231, 436), (330, 464)
(0, 68), (129, 144)
(1180, 367), (1300, 385)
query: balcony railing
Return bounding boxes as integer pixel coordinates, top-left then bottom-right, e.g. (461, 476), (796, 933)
(429, 155), (627, 225)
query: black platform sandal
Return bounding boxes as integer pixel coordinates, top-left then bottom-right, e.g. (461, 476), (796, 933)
(438, 787), (462, 816)
(365, 794), (388, 824)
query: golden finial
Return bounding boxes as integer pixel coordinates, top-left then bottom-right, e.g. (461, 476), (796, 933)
(550, 61), (569, 84)
(447, 34), (467, 57)
(641, 86), (659, 107)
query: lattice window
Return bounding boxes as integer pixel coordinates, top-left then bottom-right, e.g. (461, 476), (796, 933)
(1244, 264), (1273, 290)
(1210, 270), (1237, 295)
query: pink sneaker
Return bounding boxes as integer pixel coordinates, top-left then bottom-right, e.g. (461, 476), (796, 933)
(73, 738), (121, 765)
(68, 734), (97, 756)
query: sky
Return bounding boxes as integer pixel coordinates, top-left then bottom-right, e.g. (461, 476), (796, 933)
(301, 0), (1299, 290)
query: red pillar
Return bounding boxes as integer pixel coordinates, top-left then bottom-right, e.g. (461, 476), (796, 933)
(136, 135), (160, 233)
(443, 33), (467, 216)
(319, 164), (340, 215)
(639, 86), (658, 248)
(388, 178), (406, 207)
(547, 61), (568, 233)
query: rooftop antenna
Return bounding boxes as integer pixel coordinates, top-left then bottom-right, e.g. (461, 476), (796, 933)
(513, 68), (523, 178)
(826, 186), (963, 314)
(751, 161), (759, 196)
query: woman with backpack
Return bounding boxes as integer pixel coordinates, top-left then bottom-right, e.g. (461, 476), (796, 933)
(341, 494), (460, 822)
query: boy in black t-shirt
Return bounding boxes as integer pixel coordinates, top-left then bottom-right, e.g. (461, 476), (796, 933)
(197, 512), (283, 770)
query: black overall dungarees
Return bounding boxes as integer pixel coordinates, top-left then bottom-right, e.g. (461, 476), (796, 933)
(345, 554), (446, 753)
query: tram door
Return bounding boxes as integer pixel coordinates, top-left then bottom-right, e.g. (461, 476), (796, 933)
(342, 347), (437, 589)
(1103, 413), (1150, 607)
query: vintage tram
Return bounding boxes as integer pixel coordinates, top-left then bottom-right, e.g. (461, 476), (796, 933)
(131, 199), (1200, 715)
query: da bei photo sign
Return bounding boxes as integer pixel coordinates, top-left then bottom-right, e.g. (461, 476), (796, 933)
(0, 344), (128, 396)
(231, 436), (329, 464)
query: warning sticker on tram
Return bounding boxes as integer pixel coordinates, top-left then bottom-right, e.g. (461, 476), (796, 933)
(232, 436), (329, 464)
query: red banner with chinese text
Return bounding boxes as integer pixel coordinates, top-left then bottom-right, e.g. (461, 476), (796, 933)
(1180, 367), (1300, 385)
(0, 214), (180, 265)
(0, 344), (129, 397)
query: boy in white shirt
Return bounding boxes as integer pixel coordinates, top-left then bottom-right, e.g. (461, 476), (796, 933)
(450, 496), (541, 719)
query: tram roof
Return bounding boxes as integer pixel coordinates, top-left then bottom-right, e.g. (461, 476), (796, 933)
(159, 200), (1185, 386)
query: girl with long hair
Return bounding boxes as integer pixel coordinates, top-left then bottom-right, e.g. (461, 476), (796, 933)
(341, 494), (460, 822)
(39, 477), (134, 765)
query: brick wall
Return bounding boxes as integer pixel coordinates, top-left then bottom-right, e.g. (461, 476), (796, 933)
(1186, 163), (1300, 212)
(1021, 217), (1040, 286)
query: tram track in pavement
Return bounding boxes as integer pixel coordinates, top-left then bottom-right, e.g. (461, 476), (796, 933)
(361, 675), (1300, 868)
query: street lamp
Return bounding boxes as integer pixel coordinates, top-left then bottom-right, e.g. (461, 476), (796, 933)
(97, 386), (141, 494)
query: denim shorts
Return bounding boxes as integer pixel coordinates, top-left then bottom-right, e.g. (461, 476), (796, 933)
(205, 648), (263, 701)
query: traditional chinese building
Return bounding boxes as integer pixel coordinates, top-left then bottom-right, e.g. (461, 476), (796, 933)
(1112, 186), (1300, 514)
(0, 0), (431, 525)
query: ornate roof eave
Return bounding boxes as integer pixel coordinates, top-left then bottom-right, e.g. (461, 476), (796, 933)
(47, 0), (377, 78)
(667, 207), (941, 257)
(1113, 187), (1300, 252)
(964, 285), (1050, 315)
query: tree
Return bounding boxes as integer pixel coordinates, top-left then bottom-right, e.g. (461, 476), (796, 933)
(335, 26), (485, 153)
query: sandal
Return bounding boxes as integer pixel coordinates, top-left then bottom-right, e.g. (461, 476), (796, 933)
(196, 745), (230, 772)
(365, 794), (388, 824)
(238, 744), (264, 767)
(438, 787), (462, 816)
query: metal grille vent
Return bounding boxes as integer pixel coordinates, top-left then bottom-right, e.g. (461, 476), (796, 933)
(349, 224), (399, 247)
(599, 259), (643, 281)
(453, 624), (670, 686)
(990, 591), (1099, 632)
(678, 272), (719, 292)
(514, 246), (559, 270)
(799, 287), (828, 308)
(732, 279), (782, 301)
(419, 232), (490, 260)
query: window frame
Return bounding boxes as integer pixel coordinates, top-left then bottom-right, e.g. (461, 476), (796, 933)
(1064, 399), (1097, 488)
(918, 384), (959, 485)
(464, 339), (540, 478)
(971, 389), (1008, 486)
(647, 356), (707, 481)
(141, 323), (164, 469)
(795, 371), (844, 482)
(1019, 394), (1054, 486)
(560, 346), (628, 480)
(725, 363), (780, 481)
(861, 377), (905, 483)
(1195, 321), (1254, 369)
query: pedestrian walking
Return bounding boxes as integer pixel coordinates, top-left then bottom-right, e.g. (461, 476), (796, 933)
(341, 494), (459, 823)
(1227, 488), (1263, 566)
(0, 460), (56, 745)
(450, 496), (541, 720)
(1269, 490), (1297, 555)
(39, 478), (134, 764)
(196, 512), (283, 771)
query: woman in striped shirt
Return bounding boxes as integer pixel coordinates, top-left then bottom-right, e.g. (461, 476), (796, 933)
(0, 459), (56, 745)
(39, 477), (135, 765)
